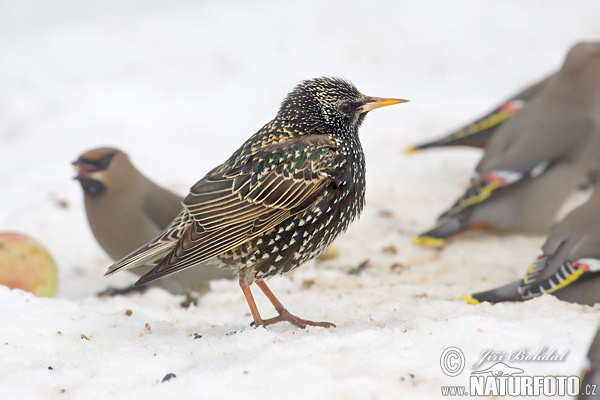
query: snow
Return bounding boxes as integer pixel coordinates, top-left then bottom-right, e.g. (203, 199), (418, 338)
(1, 1), (600, 398)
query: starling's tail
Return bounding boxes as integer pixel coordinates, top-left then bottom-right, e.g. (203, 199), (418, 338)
(104, 240), (175, 276)
(461, 280), (523, 305)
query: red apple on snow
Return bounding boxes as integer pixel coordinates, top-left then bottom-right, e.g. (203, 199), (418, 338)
(0, 232), (58, 297)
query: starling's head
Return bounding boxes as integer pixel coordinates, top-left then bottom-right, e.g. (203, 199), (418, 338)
(73, 147), (133, 197)
(278, 77), (407, 135)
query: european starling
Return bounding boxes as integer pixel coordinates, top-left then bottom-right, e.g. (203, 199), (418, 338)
(406, 74), (553, 152)
(105, 77), (406, 328)
(74, 147), (234, 295)
(461, 181), (600, 306)
(413, 42), (600, 247)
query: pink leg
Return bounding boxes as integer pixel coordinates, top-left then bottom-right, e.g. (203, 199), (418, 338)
(255, 280), (335, 329)
(239, 278), (265, 328)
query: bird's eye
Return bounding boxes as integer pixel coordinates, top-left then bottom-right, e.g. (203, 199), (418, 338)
(97, 153), (115, 170)
(339, 103), (352, 113)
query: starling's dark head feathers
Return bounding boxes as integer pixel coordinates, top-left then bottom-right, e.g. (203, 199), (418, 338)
(278, 77), (371, 135)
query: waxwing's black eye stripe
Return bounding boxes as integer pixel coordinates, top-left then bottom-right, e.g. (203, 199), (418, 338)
(97, 153), (115, 169)
(74, 153), (116, 170)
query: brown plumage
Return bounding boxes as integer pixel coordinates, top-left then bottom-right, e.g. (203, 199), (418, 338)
(105, 77), (406, 328)
(463, 182), (600, 306)
(414, 42), (600, 247)
(407, 73), (554, 152)
(74, 147), (234, 295)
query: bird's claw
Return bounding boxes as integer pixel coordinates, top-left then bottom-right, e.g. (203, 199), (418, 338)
(250, 309), (335, 329)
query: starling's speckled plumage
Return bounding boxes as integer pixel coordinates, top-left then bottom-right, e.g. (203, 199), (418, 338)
(406, 74), (553, 152)
(105, 77), (406, 328)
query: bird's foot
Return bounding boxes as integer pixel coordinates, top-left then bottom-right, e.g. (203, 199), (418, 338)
(179, 292), (200, 308)
(97, 285), (148, 297)
(251, 308), (335, 329)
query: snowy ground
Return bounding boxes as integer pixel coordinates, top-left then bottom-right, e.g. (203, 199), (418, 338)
(2, 1), (600, 399)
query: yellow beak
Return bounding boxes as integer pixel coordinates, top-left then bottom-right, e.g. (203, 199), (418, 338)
(359, 97), (408, 113)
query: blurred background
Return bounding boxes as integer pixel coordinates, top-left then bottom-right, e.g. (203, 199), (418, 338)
(1, 0), (600, 298)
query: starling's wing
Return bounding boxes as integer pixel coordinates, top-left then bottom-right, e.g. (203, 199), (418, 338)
(406, 74), (553, 152)
(133, 135), (341, 285)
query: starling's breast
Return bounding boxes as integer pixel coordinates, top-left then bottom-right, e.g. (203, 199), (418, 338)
(221, 138), (366, 281)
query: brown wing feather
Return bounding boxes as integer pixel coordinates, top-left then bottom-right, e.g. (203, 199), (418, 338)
(134, 135), (339, 285)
